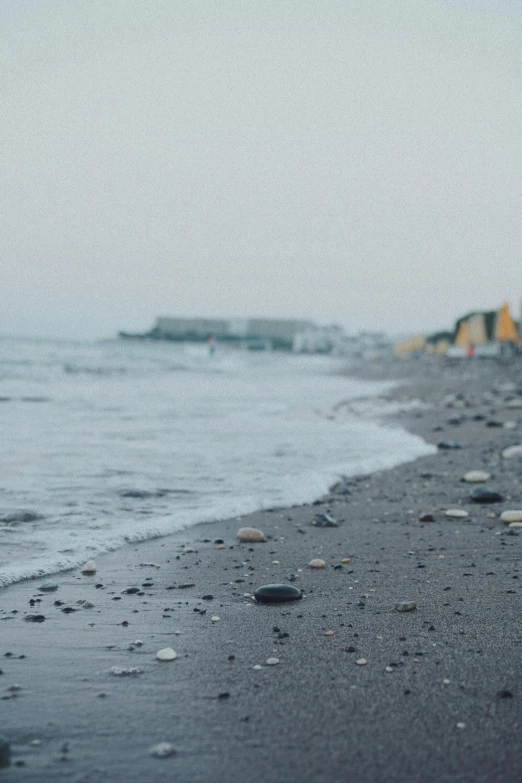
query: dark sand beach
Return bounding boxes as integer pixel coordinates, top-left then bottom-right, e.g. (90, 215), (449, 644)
(1, 357), (521, 782)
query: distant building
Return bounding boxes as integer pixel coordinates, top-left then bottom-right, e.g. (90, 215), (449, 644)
(120, 316), (321, 351)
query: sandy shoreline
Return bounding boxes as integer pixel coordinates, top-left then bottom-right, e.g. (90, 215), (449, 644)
(1, 356), (521, 782)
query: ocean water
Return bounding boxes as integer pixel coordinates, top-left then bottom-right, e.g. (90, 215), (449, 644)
(0, 337), (435, 586)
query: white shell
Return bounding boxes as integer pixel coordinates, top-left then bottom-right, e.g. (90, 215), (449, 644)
(445, 509), (469, 519)
(237, 527), (265, 542)
(266, 657), (280, 665)
(309, 559), (326, 568)
(81, 560), (97, 574)
(156, 648), (177, 661)
(500, 510), (522, 524)
(463, 471), (490, 483)
(502, 445), (522, 459)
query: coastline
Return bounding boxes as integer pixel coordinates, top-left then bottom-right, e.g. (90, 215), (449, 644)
(1, 356), (521, 782)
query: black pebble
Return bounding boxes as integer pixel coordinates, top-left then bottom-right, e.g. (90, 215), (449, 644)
(254, 584), (302, 603)
(0, 735), (10, 768)
(24, 615), (45, 623)
(313, 513), (339, 528)
(123, 587), (140, 594)
(470, 487), (503, 503)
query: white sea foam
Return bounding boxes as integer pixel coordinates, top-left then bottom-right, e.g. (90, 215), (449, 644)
(0, 337), (435, 586)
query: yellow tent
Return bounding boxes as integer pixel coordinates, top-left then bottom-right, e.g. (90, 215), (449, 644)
(495, 302), (519, 342)
(455, 320), (470, 347)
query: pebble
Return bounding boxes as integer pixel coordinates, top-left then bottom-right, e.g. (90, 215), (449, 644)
(253, 664), (263, 670)
(39, 582), (58, 592)
(456, 722), (466, 730)
(385, 666), (394, 673)
(312, 513), (339, 527)
(309, 559), (326, 568)
(509, 522), (522, 529)
(266, 658), (280, 665)
(24, 614), (46, 623)
(500, 510), (522, 524)
(395, 601), (417, 612)
(211, 616), (220, 622)
(254, 584), (302, 603)
(469, 487), (503, 503)
(237, 527), (265, 543)
(502, 445), (522, 459)
(156, 648), (177, 661)
(81, 560), (97, 574)
(445, 509), (469, 519)
(437, 440), (462, 450)
(463, 471), (490, 483)
(109, 666), (143, 676)
(0, 736), (10, 768)
(325, 631), (335, 637)
(419, 514), (434, 522)
(149, 742), (177, 758)
(341, 557), (351, 563)
(356, 658), (367, 665)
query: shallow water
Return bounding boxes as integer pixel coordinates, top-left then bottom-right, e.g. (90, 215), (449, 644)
(0, 337), (434, 585)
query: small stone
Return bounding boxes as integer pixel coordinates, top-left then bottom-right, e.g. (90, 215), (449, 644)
(266, 657), (279, 665)
(500, 510), (522, 524)
(385, 666), (394, 673)
(24, 614), (46, 623)
(356, 658), (367, 665)
(123, 587), (140, 594)
(456, 722), (466, 730)
(39, 582), (58, 592)
(211, 616), (220, 622)
(217, 544), (225, 550)
(253, 664), (263, 670)
(82, 602), (95, 609)
(81, 560), (97, 574)
(237, 527), (265, 543)
(470, 487), (503, 504)
(437, 440), (462, 450)
(463, 471), (490, 483)
(149, 742), (177, 758)
(109, 666), (143, 676)
(309, 559), (326, 568)
(0, 735), (10, 768)
(254, 584), (302, 603)
(313, 513), (339, 528)
(445, 509), (469, 519)
(131, 639), (143, 646)
(156, 648), (177, 661)
(419, 514), (435, 522)
(395, 601), (417, 612)
(183, 547), (194, 554)
(509, 522), (522, 529)
(502, 445), (522, 459)
(341, 557), (351, 563)
(325, 630), (335, 637)
(497, 689), (513, 699)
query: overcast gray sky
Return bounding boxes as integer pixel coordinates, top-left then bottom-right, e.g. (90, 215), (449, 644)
(1, 0), (521, 339)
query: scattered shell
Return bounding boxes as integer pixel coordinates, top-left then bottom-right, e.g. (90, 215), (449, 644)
(463, 471), (490, 483)
(309, 559), (326, 568)
(109, 666), (143, 676)
(385, 666), (394, 673)
(237, 527), (265, 543)
(502, 445), (522, 459)
(253, 664), (263, 670)
(211, 616), (220, 622)
(149, 742), (177, 758)
(183, 547), (194, 554)
(356, 658), (367, 666)
(131, 639), (144, 647)
(266, 657), (280, 665)
(39, 582), (58, 592)
(341, 558), (351, 563)
(156, 648), (177, 661)
(395, 601), (417, 612)
(325, 631), (335, 637)
(217, 544), (225, 550)
(509, 522), (522, 529)
(456, 722), (466, 730)
(500, 510), (522, 524)
(445, 509), (469, 519)
(81, 560), (97, 574)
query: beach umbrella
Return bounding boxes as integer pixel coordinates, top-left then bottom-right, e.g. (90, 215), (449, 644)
(467, 313), (488, 345)
(495, 302), (518, 342)
(455, 320), (470, 347)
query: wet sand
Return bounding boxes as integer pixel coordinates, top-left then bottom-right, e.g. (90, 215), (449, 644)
(1, 356), (521, 782)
